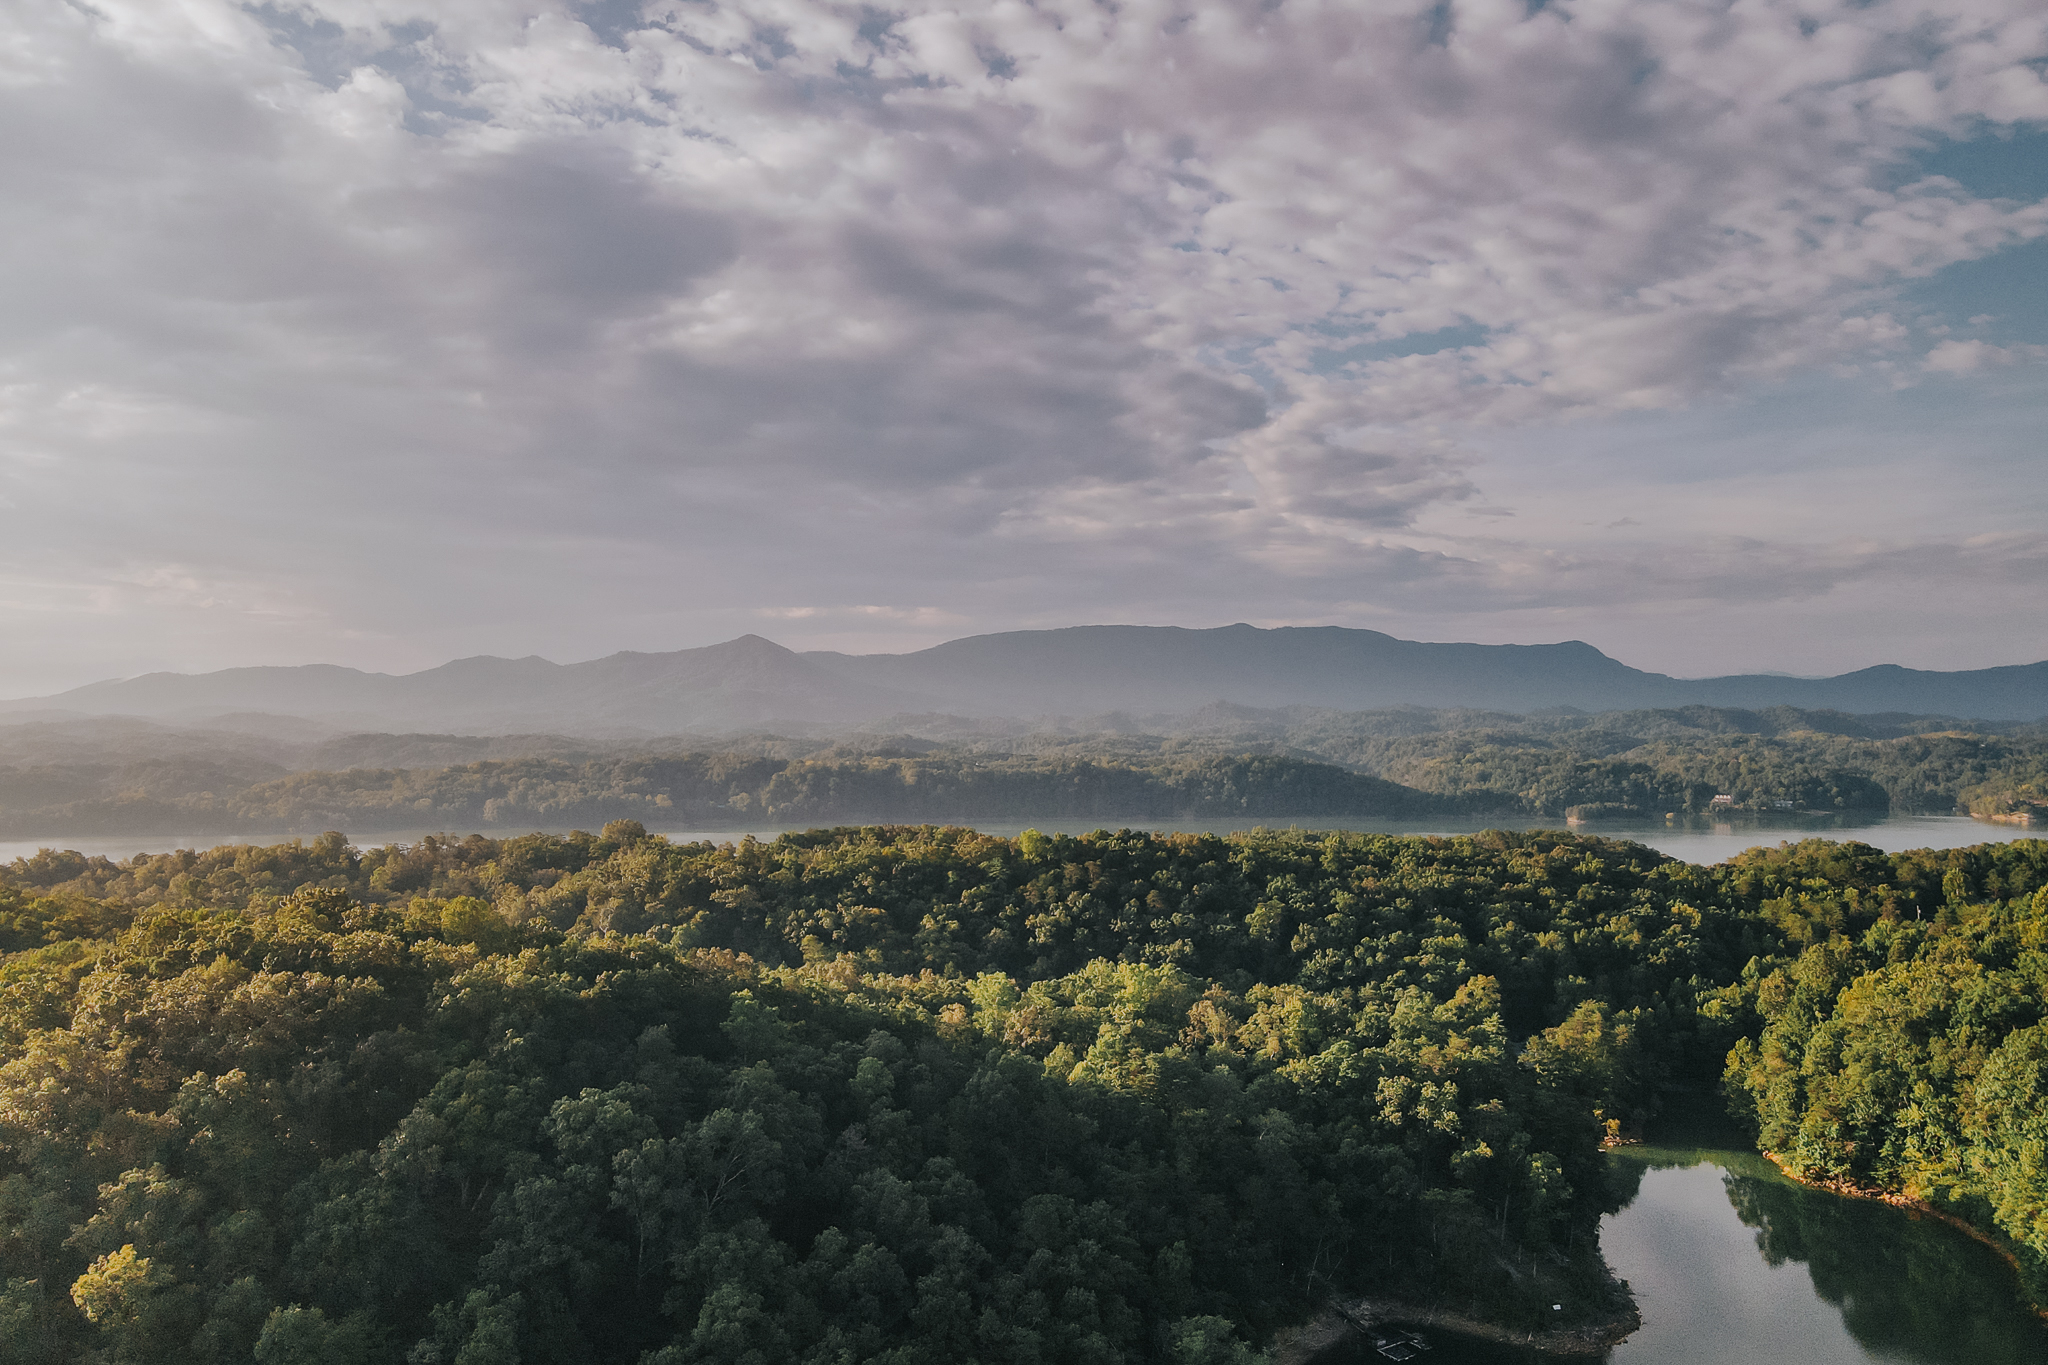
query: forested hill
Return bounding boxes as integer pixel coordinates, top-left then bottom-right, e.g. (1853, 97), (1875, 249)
(0, 751), (1459, 838)
(2, 826), (2046, 1363)
(6, 708), (2048, 837)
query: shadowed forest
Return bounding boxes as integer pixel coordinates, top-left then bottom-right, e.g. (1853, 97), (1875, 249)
(0, 824), (2044, 1362)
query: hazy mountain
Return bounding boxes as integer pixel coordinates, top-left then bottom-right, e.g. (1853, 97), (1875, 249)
(817, 626), (2048, 718)
(808, 626), (1681, 713)
(3, 625), (2044, 732)
(1, 636), (925, 734)
(1678, 662), (2048, 718)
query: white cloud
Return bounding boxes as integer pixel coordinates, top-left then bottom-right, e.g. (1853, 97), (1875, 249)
(1924, 337), (2048, 372)
(0, 0), (2044, 690)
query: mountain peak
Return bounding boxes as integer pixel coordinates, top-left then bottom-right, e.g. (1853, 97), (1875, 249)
(3, 627), (2042, 730)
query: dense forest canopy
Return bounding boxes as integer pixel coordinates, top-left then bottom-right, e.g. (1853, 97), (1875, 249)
(2, 703), (2045, 836)
(1, 824), (2046, 1363)
(1723, 862), (2048, 1286)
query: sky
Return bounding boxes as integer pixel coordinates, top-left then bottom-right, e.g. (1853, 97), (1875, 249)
(2, 0), (2045, 697)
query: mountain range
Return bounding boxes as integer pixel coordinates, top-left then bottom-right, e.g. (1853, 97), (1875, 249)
(5, 625), (2045, 733)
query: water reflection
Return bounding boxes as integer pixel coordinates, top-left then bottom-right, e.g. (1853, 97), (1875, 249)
(1600, 1148), (2045, 1364)
(1319, 1148), (2046, 1364)
(1718, 1159), (2044, 1363)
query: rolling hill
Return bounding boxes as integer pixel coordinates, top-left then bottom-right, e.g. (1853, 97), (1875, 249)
(3, 625), (2042, 733)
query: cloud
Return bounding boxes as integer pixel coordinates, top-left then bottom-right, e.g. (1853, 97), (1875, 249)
(0, 0), (2045, 691)
(1924, 337), (2048, 372)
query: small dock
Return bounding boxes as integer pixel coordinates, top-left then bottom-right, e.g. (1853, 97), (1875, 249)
(1330, 1301), (1433, 1361)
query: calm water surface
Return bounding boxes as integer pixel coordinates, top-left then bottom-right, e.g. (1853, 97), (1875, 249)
(1338, 1146), (2048, 1365)
(1, 813), (2038, 868)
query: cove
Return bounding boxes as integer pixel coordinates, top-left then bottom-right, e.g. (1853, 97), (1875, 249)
(1323, 1145), (2048, 1364)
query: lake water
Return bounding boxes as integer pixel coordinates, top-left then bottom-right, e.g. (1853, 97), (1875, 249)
(2, 812), (2037, 869)
(1330, 1145), (2048, 1364)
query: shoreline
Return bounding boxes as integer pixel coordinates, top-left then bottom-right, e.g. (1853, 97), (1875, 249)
(1276, 1294), (1641, 1362)
(1760, 1151), (2048, 1323)
(1276, 1139), (2043, 1362)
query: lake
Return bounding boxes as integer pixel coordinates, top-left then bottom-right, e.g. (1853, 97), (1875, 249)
(1, 811), (2037, 869)
(1326, 1143), (2048, 1364)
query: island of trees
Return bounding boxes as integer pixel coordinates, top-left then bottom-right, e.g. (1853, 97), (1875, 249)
(0, 822), (2043, 1363)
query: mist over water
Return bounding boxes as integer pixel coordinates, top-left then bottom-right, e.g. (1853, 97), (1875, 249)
(5, 813), (2032, 870)
(926, 813), (2041, 864)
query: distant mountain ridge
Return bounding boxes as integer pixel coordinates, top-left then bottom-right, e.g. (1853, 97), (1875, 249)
(5, 625), (2045, 731)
